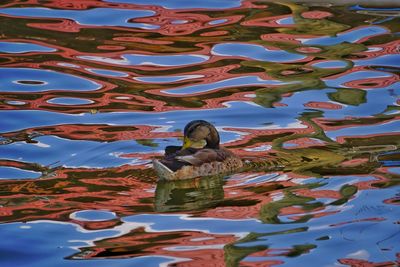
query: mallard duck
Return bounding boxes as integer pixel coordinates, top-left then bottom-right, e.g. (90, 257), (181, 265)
(153, 120), (243, 180)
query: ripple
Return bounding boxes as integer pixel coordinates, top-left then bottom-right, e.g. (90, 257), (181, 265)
(0, 221), (184, 266)
(304, 26), (388, 45)
(79, 53), (209, 67)
(134, 74), (203, 83)
(0, 101), (305, 133)
(5, 100), (26, 106)
(86, 68), (129, 77)
(212, 43), (307, 62)
(105, 0), (242, 9)
(0, 8), (157, 29)
(46, 97), (94, 105)
(0, 166), (41, 179)
(311, 60), (349, 69)
(70, 210), (117, 221)
(355, 54), (400, 68)
(324, 70), (393, 88)
(209, 19), (228, 25)
(0, 135), (152, 167)
(162, 76), (295, 95)
(327, 120), (400, 141)
(1, 2), (400, 266)
(0, 41), (56, 54)
(0, 68), (101, 92)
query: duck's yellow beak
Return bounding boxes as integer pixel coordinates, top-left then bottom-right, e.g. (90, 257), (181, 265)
(182, 136), (206, 149)
(182, 136), (192, 149)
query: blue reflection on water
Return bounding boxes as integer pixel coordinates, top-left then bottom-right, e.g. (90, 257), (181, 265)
(0, 8), (157, 29)
(0, 68), (101, 92)
(355, 54), (400, 68)
(350, 5), (400, 11)
(163, 76), (295, 95)
(47, 97), (94, 105)
(0, 42), (56, 53)
(0, 101), (304, 133)
(71, 210), (117, 221)
(0, 136), (154, 167)
(281, 87), (398, 119)
(212, 43), (306, 62)
(134, 75), (203, 83)
(327, 120), (400, 141)
(324, 70), (392, 88)
(79, 54), (209, 66)
(0, 221), (181, 267)
(0, 166), (41, 179)
(105, 0), (242, 9)
(304, 26), (388, 45)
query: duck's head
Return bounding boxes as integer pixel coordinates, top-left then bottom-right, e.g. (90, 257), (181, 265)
(182, 120), (220, 149)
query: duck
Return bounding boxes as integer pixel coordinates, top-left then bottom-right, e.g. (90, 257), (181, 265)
(153, 120), (243, 180)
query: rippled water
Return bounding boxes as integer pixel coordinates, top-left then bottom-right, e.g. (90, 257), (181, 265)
(1, 0), (400, 266)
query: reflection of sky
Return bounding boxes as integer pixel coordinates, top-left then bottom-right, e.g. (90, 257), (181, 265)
(0, 42), (56, 53)
(0, 102), (305, 133)
(163, 76), (295, 95)
(0, 8), (157, 29)
(350, 5), (400, 11)
(134, 75), (203, 83)
(303, 26), (388, 45)
(0, 221), (184, 266)
(105, 0), (242, 9)
(354, 54), (400, 68)
(79, 54), (209, 66)
(323, 70), (393, 88)
(47, 97), (94, 105)
(327, 120), (400, 141)
(70, 210), (117, 221)
(281, 88), (399, 119)
(0, 166), (41, 179)
(212, 43), (306, 62)
(0, 136), (155, 168)
(0, 68), (101, 92)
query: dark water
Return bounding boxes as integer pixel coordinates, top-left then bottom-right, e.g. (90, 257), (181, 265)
(0, 0), (400, 266)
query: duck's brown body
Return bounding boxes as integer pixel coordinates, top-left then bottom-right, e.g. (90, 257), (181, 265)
(153, 147), (243, 180)
(152, 120), (243, 180)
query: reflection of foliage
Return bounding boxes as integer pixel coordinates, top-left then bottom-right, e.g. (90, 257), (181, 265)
(328, 88), (367, 106)
(224, 232), (268, 267)
(315, 42), (366, 59)
(224, 227), (309, 266)
(278, 2), (349, 35)
(259, 190), (322, 224)
(287, 244), (316, 257)
(68, 227), (184, 260)
(330, 184), (358, 205)
(241, 53), (353, 108)
(136, 139), (158, 147)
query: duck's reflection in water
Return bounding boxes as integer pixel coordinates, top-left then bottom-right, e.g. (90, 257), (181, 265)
(155, 175), (224, 212)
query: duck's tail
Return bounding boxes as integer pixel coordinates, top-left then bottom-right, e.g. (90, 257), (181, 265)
(152, 159), (175, 181)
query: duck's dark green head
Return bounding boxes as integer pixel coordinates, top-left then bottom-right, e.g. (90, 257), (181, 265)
(182, 120), (220, 149)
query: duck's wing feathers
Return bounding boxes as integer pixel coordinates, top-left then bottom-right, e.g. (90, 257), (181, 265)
(175, 148), (232, 166)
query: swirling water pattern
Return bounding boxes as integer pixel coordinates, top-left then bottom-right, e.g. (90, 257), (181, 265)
(0, 0), (399, 266)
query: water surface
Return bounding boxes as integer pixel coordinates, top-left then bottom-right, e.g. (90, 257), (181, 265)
(0, 0), (399, 266)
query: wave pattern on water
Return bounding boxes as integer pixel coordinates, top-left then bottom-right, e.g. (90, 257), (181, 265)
(0, 0), (399, 266)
